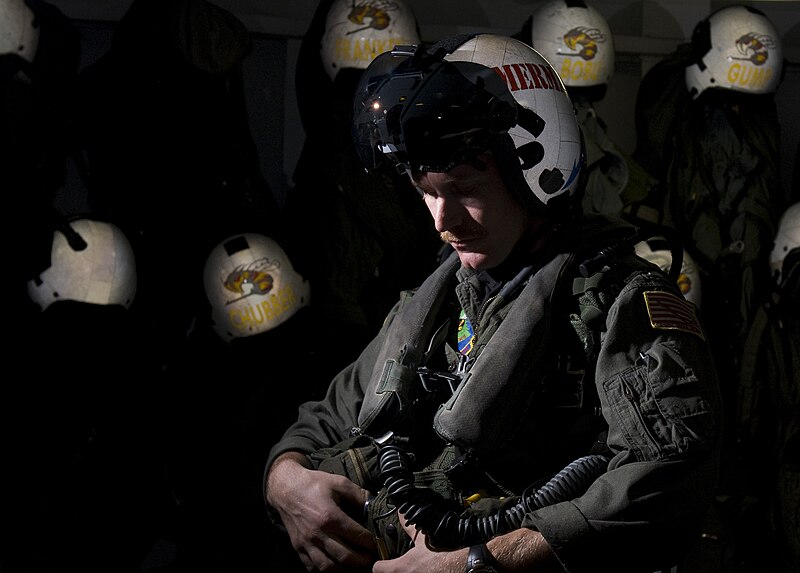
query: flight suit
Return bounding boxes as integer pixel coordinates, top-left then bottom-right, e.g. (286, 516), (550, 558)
(266, 214), (722, 572)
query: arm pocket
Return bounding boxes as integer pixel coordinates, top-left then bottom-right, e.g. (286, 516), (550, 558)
(603, 341), (715, 461)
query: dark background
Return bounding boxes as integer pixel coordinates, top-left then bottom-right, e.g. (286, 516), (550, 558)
(47, 0), (800, 217)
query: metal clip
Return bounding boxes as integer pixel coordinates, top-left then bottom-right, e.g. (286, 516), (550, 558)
(417, 366), (461, 395)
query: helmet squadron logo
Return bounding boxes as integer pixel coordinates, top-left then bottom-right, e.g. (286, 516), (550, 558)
(562, 27), (606, 60)
(222, 257), (299, 332)
(559, 26), (607, 84)
(346, 0), (397, 34)
(223, 257), (280, 304)
(726, 32), (777, 90)
(734, 32), (776, 65)
(331, 1), (415, 70)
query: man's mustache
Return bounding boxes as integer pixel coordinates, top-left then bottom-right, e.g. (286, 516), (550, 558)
(440, 228), (483, 243)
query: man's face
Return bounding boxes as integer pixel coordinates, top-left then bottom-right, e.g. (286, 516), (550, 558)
(412, 155), (533, 271)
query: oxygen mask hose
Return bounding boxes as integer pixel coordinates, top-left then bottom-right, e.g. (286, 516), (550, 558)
(378, 442), (611, 549)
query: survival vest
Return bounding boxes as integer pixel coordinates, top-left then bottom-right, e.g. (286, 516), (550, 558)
(309, 215), (674, 558)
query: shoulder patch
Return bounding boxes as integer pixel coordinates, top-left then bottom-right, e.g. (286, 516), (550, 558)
(642, 290), (705, 340)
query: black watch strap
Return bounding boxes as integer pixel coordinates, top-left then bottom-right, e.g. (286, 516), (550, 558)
(465, 543), (501, 573)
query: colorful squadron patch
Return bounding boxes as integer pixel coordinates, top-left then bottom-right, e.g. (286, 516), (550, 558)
(563, 26), (606, 61)
(347, 1), (398, 33)
(223, 257), (280, 304)
(457, 309), (475, 356)
(734, 32), (777, 66)
(643, 291), (705, 340)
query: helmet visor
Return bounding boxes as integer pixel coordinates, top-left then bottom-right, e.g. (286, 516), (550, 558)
(353, 47), (518, 173)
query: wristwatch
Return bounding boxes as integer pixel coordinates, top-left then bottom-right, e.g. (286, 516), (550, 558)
(465, 543), (502, 573)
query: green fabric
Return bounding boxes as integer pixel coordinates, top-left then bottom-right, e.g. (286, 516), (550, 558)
(266, 215), (722, 572)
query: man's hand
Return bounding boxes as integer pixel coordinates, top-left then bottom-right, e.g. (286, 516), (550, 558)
(372, 510), (565, 573)
(372, 514), (465, 573)
(266, 452), (379, 571)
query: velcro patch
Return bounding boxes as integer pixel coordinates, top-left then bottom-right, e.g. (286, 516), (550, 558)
(643, 291), (705, 340)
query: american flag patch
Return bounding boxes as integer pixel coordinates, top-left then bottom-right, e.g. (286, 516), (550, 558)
(643, 291), (705, 340)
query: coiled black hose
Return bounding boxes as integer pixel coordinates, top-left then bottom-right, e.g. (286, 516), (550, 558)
(378, 443), (611, 548)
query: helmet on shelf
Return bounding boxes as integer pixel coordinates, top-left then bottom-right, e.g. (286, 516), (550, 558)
(27, 218), (137, 311)
(0, 0), (39, 64)
(203, 233), (310, 341)
(635, 236), (702, 309)
(685, 5), (783, 99)
(530, 0), (614, 91)
(320, 0), (421, 81)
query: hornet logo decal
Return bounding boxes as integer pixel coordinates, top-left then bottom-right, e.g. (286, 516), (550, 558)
(734, 32), (777, 65)
(346, 1), (400, 34)
(223, 257), (280, 304)
(563, 27), (606, 60)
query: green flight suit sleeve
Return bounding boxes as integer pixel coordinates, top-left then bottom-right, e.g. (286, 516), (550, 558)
(264, 298), (407, 473)
(522, 270), (722, 572)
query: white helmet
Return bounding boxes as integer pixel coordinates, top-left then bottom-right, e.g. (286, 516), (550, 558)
(0, 0), (39, 64)
(634, 237), (702, 309)
(685, 5), (783, 99)
(530, 0), (614, 89)
(769, 202), (800, 286)
(320, 0), (421, 81)
(27, 218), (137, 311)
(203, 233), (310, 341)
(353, 33), (584, 215)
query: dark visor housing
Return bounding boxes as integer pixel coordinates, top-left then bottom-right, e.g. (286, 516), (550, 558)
(352, 45), (518, 173)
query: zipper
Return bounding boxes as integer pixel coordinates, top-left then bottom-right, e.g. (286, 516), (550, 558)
(476, 293), (499, 326)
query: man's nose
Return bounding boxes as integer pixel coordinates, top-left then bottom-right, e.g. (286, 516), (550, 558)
(431, 195), (461, 233)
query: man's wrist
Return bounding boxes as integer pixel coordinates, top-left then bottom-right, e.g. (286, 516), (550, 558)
(465, 543), (502, 573)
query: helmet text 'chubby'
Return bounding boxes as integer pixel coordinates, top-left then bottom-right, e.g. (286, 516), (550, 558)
(228, 284), (298, 331)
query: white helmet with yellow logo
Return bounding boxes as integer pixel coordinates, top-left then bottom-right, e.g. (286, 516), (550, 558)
(320, 0), (421, 81)
(634, 236), (702, 309)
(27, 218), (137, 311)
(203, 233), (310, 341)
(530, 0), (614, 90)
(0, 0), (39, 64)
(685, 5), (783, 99)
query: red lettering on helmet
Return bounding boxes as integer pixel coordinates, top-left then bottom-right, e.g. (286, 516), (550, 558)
(496, 64), (520, 90)
(515, 63), (535, 89)
(542, 64), (563, 92)
(493, 63), (562, 93)
(527, 63), (548, 89)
